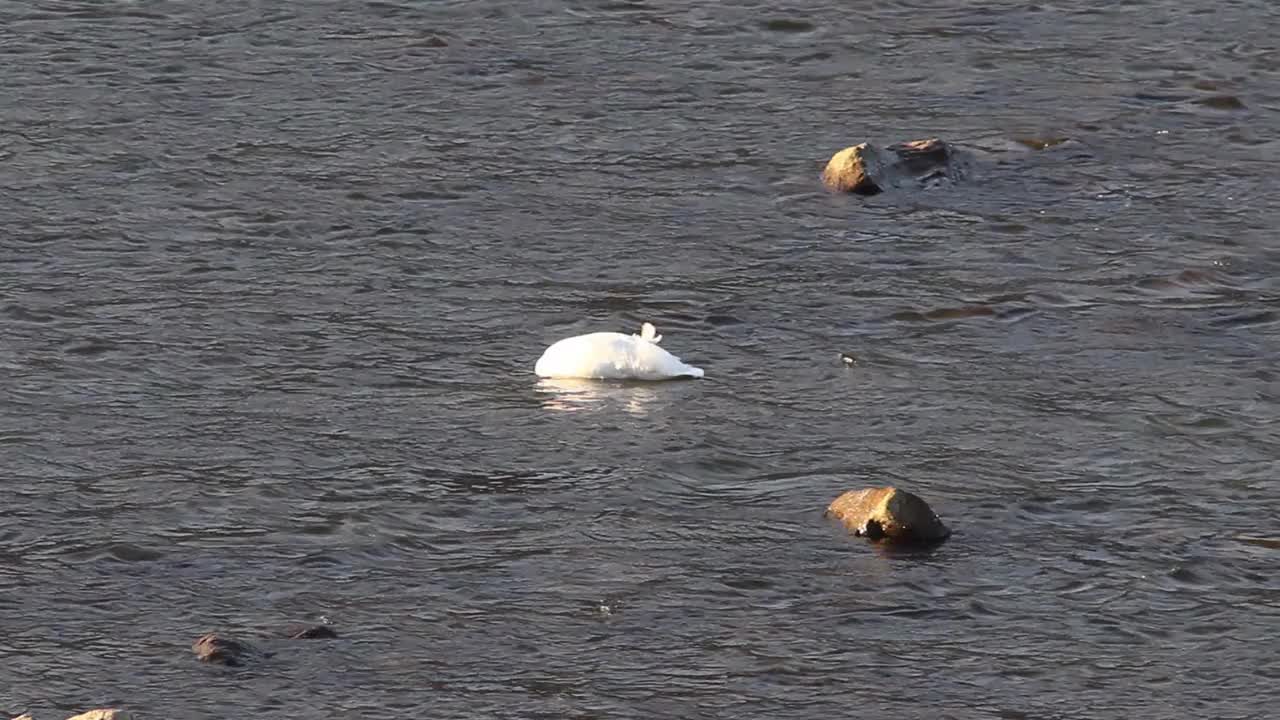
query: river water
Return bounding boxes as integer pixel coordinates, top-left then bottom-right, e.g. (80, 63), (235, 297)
(2, 1), (1278, 718)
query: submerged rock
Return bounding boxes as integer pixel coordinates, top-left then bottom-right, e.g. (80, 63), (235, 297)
(66, 711), (132, 720)
(1012, 136), (1071, 151)
(192, 633), (265, 667)
(825, 487), (950, 544)
(286, 623), (339, 640)
(822, 138), (965, 195)
(10, 711), (131, 720)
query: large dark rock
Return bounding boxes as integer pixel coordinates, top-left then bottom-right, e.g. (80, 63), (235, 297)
(825, 487), (951, 544)
(822, 138), (968, 195)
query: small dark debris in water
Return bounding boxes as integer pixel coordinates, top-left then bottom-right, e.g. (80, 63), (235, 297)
(105, 542), (164, 562)
(890, 303), (1036, 323)
(893, 305), (995, 322)
(1194, 94), (1245, 110)
(839, 352), (857, 366)
(287, 623), (339, 640)
(1191, 79), (1221, 91)
(1210, 310), (1278, 328)
(990, 222), (1029, 234)
(1235, 536), (1280, 550)
(1135, 91), (1190, 103)
(1012, 136), (1070, 151)
(1134, 268), (1230, 293)
(1225, 128), (1266, 146)
(1186, 416), (1231, 431)
(522, 678), (577, 697)
(421, 35), (448, 48)
(995, 306), (1037, 323)
(65, 339), (119, 356)
(762, 18), (815, 33)
(706, 313), (742, 326)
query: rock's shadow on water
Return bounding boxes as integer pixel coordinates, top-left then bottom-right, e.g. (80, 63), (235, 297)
(868, 540), (951, 561)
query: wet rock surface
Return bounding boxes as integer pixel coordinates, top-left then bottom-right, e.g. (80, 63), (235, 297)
(191, 633), (267, 667)
(286, 623), (339, 640)
(65, 711), (131, 720)
(192, 623), (339, 666)
(822, 138), (968, 195)
(10, 711), (132, 720)
(826, 487), (951, 544)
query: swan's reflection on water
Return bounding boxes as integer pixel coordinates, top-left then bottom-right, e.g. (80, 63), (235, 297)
(535, 378), (662, 416)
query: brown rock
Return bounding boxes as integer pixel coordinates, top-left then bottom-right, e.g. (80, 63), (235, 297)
(286, 623), (339, 640)
(822, 137), (965, 195)
(66, 711), (131, 720)
(825, 487), (950, 544)
(1012, 136), (1071, 151)
(821, 143), (886, 194)
(192, 632), (262, 667)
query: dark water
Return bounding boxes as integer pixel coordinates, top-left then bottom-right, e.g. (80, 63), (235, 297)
(3, 1), (1279, 718)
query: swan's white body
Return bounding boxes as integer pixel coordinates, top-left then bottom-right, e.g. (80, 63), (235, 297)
(534, 323), (704, 380)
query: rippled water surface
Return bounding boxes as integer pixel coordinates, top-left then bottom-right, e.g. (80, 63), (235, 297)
(3, 1), (1279, 718)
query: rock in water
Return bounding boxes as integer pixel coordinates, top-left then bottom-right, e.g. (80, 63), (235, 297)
(66, 711), (132, 720)
(825, 487), (950, 544)
(821, 143), (885, 194)
(286, 623), (339, 639)
(192, 633), (263, 666)
(822, 138), (965, 195)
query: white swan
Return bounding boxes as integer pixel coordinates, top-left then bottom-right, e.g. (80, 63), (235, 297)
(534, 322), (705, 380)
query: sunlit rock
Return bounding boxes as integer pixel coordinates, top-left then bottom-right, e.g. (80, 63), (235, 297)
(825, 487), (950, 544)
(822, 138), (965, 195)
(66, 711), (132, 720)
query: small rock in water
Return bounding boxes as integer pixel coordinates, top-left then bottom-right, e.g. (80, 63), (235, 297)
(286, 623), (339, 640)
(192, 632), (262, 666)
(825, 487), (950, 544)
(66, 711), (132, 720)
(822, 143), (886, 194)
(1194, 94), (1245, 110)
(822, 138), (964, 195)
(1012, 136), (1070, 151)
(1234, 535), (1280, 550)
(762, 18), (815, 33)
